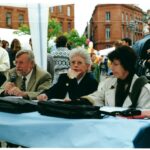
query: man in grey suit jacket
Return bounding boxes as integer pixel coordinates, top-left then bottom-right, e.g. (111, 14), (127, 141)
(0, 50), (52, 100)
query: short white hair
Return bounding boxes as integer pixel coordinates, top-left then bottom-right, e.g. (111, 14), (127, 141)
(69, 47), (92, 65)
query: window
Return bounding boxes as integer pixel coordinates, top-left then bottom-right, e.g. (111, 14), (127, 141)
(50, 7), (54, 13)
(58, 6), (62, 13)
(105, 12), (111, 21)
(68, 22), (71, 32)
(18, 14), (24, 26)
(122, 13), (124, 22)
(67, 6), (71, 16)
(126, 14), (128, 23)
(122, 26), (124, 38)
(105, 27), (110, 40)
(6, 12), (12, 27)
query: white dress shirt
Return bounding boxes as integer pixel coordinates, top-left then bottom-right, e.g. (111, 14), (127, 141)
(0, 47), (10, 72)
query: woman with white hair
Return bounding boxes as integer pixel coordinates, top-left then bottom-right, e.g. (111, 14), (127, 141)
(37, 47), (98, 101)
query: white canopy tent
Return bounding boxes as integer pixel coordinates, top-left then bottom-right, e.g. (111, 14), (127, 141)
(0, 0), (97, 70)
(0, 28), (31, 50)
(0, 0), (148, 70)
(99, 47), (115, 56)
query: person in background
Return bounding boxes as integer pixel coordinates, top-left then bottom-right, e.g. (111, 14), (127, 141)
(113, 40), (123, 48)
(51, 35), (70, 84)
(0, 46), (10, 86)
(66, 41), (72, 50)
(132, 19), (150, 78)
(29, 37), (55, 81)
(37, 47), (98, 101)
(29, 38), (32, 50)
(80, 46), (150, 109)
(2, 40), (9, 50)
(0, 50), (52, 100)
(121, 37), (132, 46)
(90, 52), (101, 82)
(47, 53), (54, 81)
(8, 38), (22, 68)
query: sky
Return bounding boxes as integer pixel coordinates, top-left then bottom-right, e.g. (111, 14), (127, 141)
(0, 0), (149, 35)
(0, 0), (149, 67)
(1, 0), (149, 10)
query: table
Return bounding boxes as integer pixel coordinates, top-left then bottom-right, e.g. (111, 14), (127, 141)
(0, 111), (150, 148)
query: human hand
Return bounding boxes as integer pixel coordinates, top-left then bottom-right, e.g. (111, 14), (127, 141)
(64, 98), (71, 102)
(67, 68), (80, 79)
(37, 94), (48, 101)
(4, 82), (15, 94)
(6, 86), (25, 96)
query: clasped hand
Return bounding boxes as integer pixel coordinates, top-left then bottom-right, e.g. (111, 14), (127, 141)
(67, 68), (80, 79)
(4, 82), (24, 96)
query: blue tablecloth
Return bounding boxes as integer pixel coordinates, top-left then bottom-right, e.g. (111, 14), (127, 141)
(0, 111), (150, 148)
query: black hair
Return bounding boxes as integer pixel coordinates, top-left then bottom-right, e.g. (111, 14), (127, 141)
(108, 46), (137, 74)
(121, 37), (132, 46)
(56, 35), (68, 48)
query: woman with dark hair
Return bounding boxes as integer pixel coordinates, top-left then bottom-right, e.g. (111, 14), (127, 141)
(81, 46), (150, 109)
(8, 38), (22, 68)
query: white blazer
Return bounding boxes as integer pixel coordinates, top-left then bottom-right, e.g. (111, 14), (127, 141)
(83, 74), (150, 109)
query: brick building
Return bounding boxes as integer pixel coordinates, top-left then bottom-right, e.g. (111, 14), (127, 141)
(0, 4), (74, 32)
(49, 4), (74, 32)
(89, 4), (144, 50)
(0, 6), (28, 29)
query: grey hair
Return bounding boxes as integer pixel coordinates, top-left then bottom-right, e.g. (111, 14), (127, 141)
(69, 47), (92, 65)
(16, 50), (35, 64)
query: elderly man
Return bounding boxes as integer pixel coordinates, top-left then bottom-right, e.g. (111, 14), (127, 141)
(0, 50), (52, 100)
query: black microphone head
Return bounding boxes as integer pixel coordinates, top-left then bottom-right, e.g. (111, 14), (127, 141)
(10, 73), (17, 83)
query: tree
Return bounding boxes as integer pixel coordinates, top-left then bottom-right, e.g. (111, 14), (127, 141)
(48, 18), (62, 39)
(65, 29), (87, 49)
(14, 19), (87, 52)
(13, 24), (30, 35)
(14, 18), (62, 39)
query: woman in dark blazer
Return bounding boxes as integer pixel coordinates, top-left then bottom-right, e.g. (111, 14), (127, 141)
(37, 47), (98, 101)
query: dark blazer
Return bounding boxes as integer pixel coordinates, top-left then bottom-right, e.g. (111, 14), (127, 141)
(134, 125), (150, 148)
(43, 72), (98, 100)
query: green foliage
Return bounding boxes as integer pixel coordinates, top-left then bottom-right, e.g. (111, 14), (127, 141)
(65, 29), (87, 49)
(14, 19), (62, 39)
(13, 24), (30, 35)
(48, 18), (62, 39)
(15, 19), (87, 51)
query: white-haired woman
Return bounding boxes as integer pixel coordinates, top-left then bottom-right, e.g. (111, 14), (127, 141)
(37, 47), (98, 101)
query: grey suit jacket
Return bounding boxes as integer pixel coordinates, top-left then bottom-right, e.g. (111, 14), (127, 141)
(0, 64), (52, 100)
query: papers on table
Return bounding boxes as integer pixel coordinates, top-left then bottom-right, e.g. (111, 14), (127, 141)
(49, 99), (65, 102)
(100, 106), (127, 112)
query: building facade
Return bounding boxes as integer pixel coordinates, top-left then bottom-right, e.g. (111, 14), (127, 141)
(49, 4), (74, 32)
(0, 6), (28, 29)
(89, 4), (144, 50)
(0, 4), (74, 33)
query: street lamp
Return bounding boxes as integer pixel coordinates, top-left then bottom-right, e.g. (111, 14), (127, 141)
(128, 20), (137, 45)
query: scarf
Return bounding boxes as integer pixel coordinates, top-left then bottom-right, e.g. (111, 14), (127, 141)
(115, 73), (134, 107)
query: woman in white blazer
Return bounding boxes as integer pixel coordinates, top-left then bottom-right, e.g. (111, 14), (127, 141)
(82, 46), (150, 109)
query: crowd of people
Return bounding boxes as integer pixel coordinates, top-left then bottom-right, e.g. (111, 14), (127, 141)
(0, 19), (150, 108)
(0, 19), (150, 148)
(0, 18), (150, 148)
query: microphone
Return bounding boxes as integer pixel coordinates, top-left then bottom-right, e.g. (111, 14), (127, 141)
(110, 85), (115, 89)
(10, 73), (17, 83)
